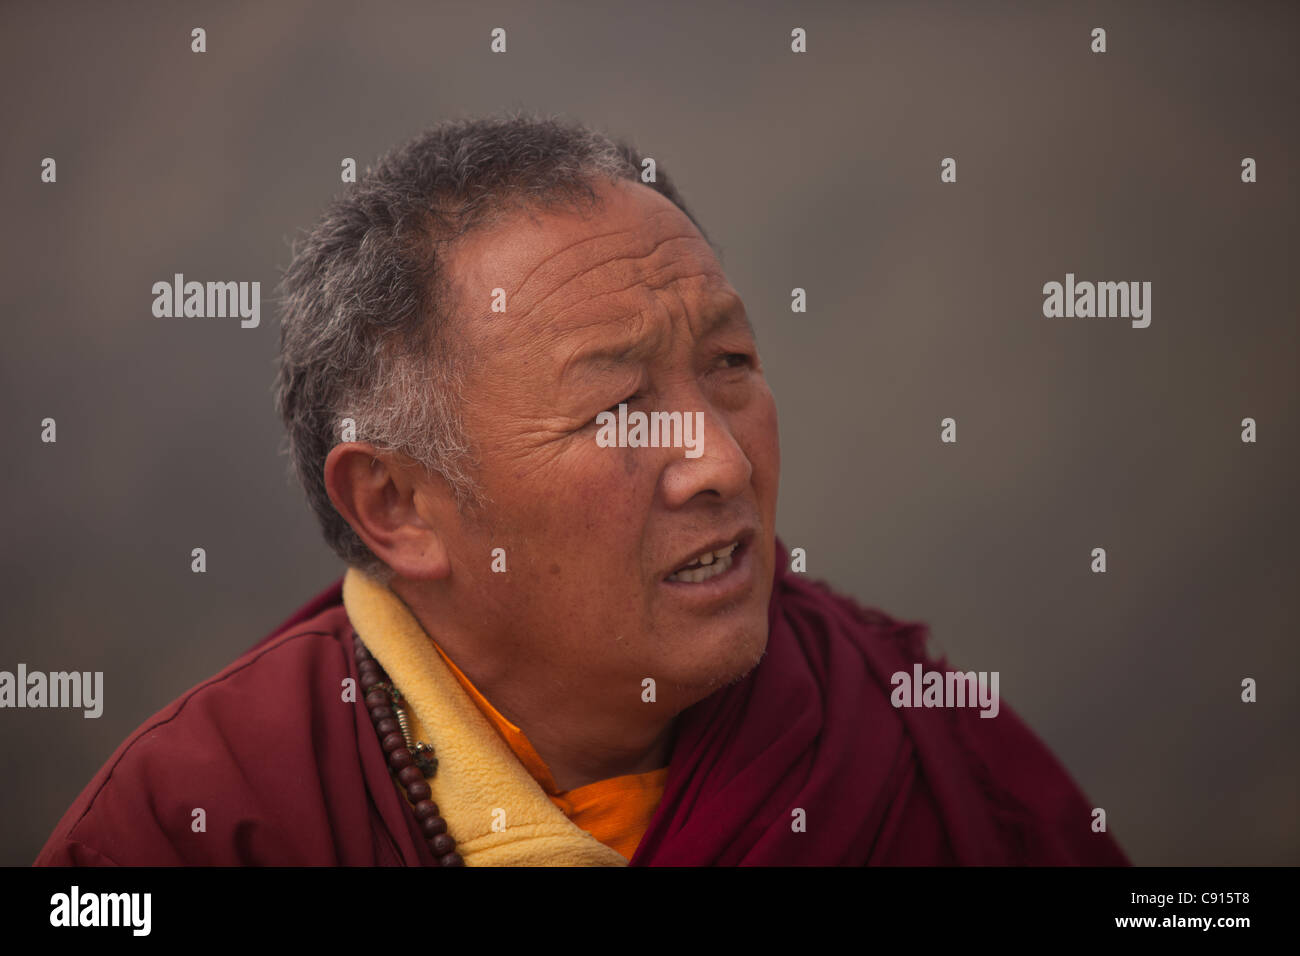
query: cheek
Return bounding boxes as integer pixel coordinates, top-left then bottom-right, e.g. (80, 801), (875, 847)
(485, 440), (655, 567)
(737, 389), (781, 490)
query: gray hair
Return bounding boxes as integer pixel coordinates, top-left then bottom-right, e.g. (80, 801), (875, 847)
(273, 110), (714, 582)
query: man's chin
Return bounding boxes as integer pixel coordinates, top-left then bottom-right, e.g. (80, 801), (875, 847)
(663, 619), (770, 703)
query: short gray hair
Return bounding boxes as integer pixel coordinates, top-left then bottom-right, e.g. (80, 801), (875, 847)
(273, 110), (714, 582)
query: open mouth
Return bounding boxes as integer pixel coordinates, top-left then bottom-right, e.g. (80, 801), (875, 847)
(665, 536), (745, 584)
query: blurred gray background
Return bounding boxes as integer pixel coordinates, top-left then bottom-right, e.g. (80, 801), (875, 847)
(1, 0), (1295, 866)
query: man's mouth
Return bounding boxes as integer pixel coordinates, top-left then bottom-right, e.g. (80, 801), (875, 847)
(670, 538), (743, 582)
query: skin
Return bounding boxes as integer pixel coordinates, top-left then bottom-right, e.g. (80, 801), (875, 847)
(324, 177), (781, 792)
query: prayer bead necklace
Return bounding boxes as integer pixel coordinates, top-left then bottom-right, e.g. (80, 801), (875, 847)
(354, 637), (464, 866)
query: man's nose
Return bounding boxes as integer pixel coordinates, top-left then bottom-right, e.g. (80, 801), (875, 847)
(659, 404), (752, 508)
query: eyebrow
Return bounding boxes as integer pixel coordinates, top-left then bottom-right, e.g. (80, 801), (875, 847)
(562, 300), (753, 381)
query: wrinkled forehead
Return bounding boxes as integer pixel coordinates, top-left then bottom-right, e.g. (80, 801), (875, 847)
(444, 181), (738, 350)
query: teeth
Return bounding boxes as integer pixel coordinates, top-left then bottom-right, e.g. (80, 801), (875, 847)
(669, 552), (732, 583)
(668, 542), (740, 583)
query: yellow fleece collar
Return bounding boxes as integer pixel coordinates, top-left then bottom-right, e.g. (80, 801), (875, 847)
(342, 567), (626, 867)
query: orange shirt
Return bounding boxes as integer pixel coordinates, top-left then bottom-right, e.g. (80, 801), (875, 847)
(429, 642), (668, 862)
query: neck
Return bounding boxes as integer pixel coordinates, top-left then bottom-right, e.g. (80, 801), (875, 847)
(461, 655), (678, 792)
(529, 710), (676, 792)
(393, 584), (677, 793)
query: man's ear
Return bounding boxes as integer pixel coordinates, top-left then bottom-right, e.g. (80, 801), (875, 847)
(323, 442), (451, 581)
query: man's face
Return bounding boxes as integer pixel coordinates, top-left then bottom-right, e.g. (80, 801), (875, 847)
(430, 178), (780, 712)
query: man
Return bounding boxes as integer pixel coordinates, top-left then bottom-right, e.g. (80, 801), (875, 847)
(36, 113), (1128, 866)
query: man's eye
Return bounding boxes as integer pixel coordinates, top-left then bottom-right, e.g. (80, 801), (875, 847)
(719, 353), (752, 369)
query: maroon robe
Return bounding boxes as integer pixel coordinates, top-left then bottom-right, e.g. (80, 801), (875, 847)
(35, 540), (1129, 866)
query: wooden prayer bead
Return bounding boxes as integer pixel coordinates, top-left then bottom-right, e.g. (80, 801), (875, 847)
(355, 635), (458, 868)
(406, 781), (431, 802)
(429, 834), (454, 855)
